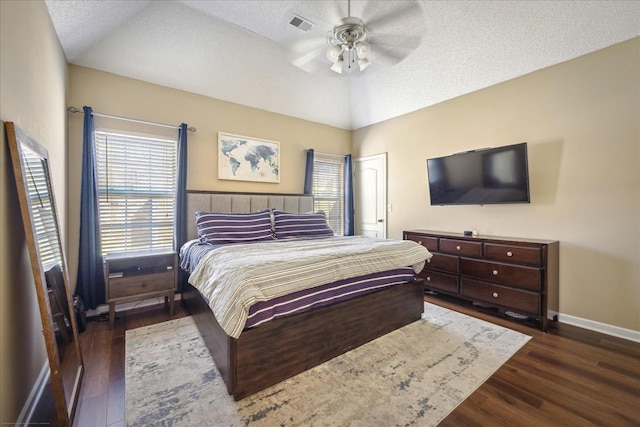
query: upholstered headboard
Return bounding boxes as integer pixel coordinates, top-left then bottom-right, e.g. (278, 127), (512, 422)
(186, 190), (314, 241)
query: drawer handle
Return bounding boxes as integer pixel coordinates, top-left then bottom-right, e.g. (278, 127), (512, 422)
(427, 258), (431, 263)
(426, 276), (431, 281)
(506, 251), (513, 257)
(493, 270), (499, 276)
(456, 245), (461, 251)
(492, 292), (499, 298)
(418, 241), (423, 245)
(141, 282), (147, 288)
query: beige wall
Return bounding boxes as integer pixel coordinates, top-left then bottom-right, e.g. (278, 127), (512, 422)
(1, 4), (637, 420)
(353, 38), (640, 333)
(0, 0), (68, 422)
(67, 65), (351, 287)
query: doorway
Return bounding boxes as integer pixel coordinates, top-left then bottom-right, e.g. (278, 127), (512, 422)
(354, 153), (387, 238)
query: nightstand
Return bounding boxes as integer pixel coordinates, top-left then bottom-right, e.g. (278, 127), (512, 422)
(104, 248), (177, 328)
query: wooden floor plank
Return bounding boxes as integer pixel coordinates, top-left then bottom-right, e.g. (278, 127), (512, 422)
(67, 295), (639, 427)
(502, 358), (639, 426)
(79, 323), (111, 398)
(106, 335), (125, 426)
(73, 393), (107, 427)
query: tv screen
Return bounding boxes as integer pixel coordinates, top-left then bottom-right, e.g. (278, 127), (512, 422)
(427, 142), (530, 205)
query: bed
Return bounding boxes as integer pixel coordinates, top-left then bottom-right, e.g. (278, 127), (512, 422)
(180, 190), (429, 400)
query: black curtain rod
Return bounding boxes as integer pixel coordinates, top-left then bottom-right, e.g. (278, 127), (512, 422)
(67, 106), (196, 132)
(306, 149), (347, 159)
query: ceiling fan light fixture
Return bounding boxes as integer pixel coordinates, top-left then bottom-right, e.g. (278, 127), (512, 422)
(358, 57), (370, 71)
(324, 4), (371, 74)
(290, 0), (424, 75)
(326, 45), (342, 63)
(330, 57), (344, 74)
(355, 42), (370, 58)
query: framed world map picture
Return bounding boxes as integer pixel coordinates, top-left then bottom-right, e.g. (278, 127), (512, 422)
(217, 132), (280, 183)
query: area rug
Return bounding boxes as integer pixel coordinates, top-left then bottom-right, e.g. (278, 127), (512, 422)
(125, 303), (530, 426)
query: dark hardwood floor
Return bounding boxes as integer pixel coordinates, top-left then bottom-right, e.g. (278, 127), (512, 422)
(429, 295), (640, 427)
(70, 295), (640, 427)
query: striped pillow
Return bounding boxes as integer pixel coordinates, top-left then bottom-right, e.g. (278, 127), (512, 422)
(195, 210), (274, 244)
(273, 209), (334, 239)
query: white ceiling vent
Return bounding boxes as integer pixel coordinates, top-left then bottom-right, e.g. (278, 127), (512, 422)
(289, 14), (315, 32)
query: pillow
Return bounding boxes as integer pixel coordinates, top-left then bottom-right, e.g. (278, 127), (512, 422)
(273, 209), (334, 239)
(195, 210), (274, 244)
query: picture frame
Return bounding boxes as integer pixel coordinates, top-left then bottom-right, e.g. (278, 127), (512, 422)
(218, 132), (280, 183)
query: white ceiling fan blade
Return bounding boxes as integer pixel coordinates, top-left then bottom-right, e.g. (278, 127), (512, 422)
(326, 1), (346, 24)
(287, 36), (328, 73)
(363, 1), (424, 32)
(367, 33), (422, 50)
(369, 44), (414, 66)
(290, 46), (326, 72)
(289, 36), (327, 55)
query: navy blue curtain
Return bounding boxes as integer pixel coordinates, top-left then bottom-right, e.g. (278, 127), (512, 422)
(303, 149), (314, 194)
(174, 124), (188, 292)
(75, 106), (105, 309)
(344, 154), (355, 236)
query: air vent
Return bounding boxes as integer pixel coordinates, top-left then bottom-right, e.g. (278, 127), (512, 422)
(289, 14), (315, 32)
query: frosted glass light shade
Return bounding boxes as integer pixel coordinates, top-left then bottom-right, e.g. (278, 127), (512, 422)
(326, 45), (342, 62)
(356, 42), (370, 58)
(330, 58), (344, 73)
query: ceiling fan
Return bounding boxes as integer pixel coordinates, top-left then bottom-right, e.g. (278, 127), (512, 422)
(289, 0), (425, 75)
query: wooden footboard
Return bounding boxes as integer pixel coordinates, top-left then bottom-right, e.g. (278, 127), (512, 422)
(182, 279), (425, 400)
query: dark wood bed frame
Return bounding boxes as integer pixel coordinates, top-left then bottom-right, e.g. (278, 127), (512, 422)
(180, 191), (425, 400)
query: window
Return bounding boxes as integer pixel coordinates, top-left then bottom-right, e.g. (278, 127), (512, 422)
(312, 154), (344, 235)
(95, 129), (177, 254)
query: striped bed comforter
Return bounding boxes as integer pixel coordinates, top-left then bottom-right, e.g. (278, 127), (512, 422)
(185, 236), (431, 338)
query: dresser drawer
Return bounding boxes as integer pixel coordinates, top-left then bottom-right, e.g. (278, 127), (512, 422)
(108, 271), (175, 299)
(420, 270), (458, 294)
(404, 233), (438, 251)
(484, 243), (541, 267)
(460, 258), (541, 292)
(425, 252), (458, 274)
(461, 278), (540, 314)
(439, 238), (482, 258)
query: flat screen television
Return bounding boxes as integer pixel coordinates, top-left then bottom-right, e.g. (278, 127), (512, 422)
(427, 142), (530, 205)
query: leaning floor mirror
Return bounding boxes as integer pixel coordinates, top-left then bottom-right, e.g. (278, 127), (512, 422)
(6, 122), (83, 425)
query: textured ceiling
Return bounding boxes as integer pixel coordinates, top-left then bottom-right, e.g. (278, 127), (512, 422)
(45, 0), (640, 130)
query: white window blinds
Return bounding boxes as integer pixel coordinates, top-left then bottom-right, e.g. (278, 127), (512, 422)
(312, 154), (344, 236)
(95, 129), (177, 254)
(22, 148), (62, 268)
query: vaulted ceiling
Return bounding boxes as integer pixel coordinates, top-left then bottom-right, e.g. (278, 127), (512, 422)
(45, 1), (640, 130)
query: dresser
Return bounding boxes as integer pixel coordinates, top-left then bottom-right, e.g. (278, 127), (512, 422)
(404, 230), (559, 331)
(104, 248), (178, 327)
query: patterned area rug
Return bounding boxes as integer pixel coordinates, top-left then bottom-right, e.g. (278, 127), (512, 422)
(125, 303), (530, 426)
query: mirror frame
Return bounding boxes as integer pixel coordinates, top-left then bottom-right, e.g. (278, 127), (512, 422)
(6, 122), (83, 425)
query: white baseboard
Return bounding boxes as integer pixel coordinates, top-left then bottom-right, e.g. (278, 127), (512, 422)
(85, 293), (182, 318)
(17, 295), (183, 424)
(17, 361), (50, 425)
(553, 311), (640, 343)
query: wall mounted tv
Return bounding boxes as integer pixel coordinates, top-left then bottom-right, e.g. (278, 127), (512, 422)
(427, 142), (530, 206)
